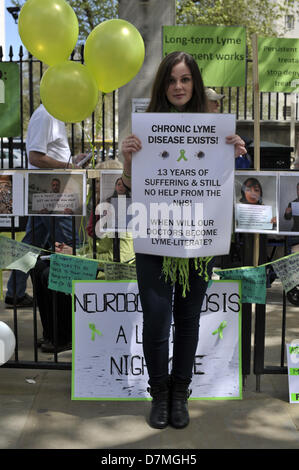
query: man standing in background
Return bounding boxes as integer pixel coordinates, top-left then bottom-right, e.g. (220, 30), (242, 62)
(5, 104), (83, 307)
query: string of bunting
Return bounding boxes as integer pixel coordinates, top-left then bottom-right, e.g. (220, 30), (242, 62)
(0, 235), (136, 297)
(215, 250), (299, 304)
(1, 235), (299, 302)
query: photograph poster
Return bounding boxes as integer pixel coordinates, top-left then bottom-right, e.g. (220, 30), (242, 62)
(234, 171), (278, 233)
(278, 172), (299, 235)
(0, 171), (24, 216)
(25, 171), (86, 216)
(98, 170), (132, 233)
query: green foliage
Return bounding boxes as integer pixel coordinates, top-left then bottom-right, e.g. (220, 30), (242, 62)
(12, 0), (118, 42)
(176, 0), (299, 57)
(67, 0), (118, 42)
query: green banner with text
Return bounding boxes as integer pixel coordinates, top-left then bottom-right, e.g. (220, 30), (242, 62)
(0, 62), (21, 137)
(258, 36), (299, 92)
(162, 25), (246, 87)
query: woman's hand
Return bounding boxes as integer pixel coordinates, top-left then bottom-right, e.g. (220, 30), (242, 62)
(121, 134), (142, 189)
(226, 135), (246, 157)
(121, 134), (142, 165)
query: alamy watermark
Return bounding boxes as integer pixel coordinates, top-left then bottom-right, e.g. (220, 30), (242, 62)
(94, 199), (212, 249)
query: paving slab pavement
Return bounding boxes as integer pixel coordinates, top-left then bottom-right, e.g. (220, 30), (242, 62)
(0, 278), (299, 452)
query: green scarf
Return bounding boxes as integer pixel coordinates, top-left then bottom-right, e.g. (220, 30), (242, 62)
(162, 106), (213, 296)
(162, 256), (213, 297)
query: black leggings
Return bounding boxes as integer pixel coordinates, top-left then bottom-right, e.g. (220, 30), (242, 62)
(135, 253), (212, 385)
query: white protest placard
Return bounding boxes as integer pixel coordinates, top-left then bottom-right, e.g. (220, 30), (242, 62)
(286, 343), (299, 404)
(291, 202), (299, 217)
(72, 280), (242, 400)
(132, 98), (150, 113)
(32, 193), (79, 213)
(0, 216), (19, 228)
(235, 204), (274, 231)
(131, 112), (235, 258)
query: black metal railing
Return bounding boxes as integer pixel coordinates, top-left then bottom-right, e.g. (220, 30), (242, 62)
(0, 45), (296, 386)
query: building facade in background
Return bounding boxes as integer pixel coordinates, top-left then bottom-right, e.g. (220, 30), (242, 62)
(0, 0), (5, 58)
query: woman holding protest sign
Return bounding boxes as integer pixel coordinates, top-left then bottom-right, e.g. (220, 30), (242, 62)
(121, 51), (245, 429)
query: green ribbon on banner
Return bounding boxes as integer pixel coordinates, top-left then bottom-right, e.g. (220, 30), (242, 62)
(89, 323), (102, 341)
(212, 320), (227, 340)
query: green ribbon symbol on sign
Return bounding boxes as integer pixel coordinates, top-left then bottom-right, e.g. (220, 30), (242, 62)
(177, 149), (188, 162)
(89, 323), (102, 341)
(212, 321), (227, 340)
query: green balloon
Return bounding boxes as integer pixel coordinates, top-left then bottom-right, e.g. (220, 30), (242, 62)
(84, 19), (145, 93)
(40, 62), (99, 123)
(18, 0), (78, 66)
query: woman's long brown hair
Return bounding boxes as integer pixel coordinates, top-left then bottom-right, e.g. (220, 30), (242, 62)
(147, 51), (207, 113)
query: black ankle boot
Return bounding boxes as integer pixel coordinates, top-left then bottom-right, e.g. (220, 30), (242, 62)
(147, 381), (170, 429)
(169, 379), (191, 429)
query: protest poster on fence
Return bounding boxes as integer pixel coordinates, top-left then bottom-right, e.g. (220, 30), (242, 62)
(163, 25), (246, 87)
(131, 112), (235, 258)
(0, 172), (24, 216)
(48, 253), (99, 294)
(278, 173), (299, 235)
(72, 279), (242, 400)
(25, 171), (86, 216)
(258, 37), (299, 93)
(234, 171), (278, 234)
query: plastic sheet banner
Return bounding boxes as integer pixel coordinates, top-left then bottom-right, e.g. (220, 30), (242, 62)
(72, 280), (242, 400)
(258, 37), (299, 93)
(0, 63), (21, 137)
(286, 343), (299, 404)
(163, 25), (246, 87)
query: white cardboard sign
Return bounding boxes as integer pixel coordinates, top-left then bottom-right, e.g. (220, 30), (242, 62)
(131, 112), (235, 258)
(286, 343), (299, 404)
(72, 280), (242, 400)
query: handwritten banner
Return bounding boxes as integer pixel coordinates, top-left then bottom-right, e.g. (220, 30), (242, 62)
(216, 265), (267, 304)
(235, 204), (274, 231)
(31, 193), (79, 213)
(72, 280), (242, 399)
(48, 253), (99, 294)
(104, 262), (136, 281)
(0, 235), (41, 273)
(272, 254), (299, 293)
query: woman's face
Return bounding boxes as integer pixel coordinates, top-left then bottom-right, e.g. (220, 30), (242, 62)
(166, 61), (194, 111)
(115, 178), (127, 195)
(244, 181), (261, 204)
